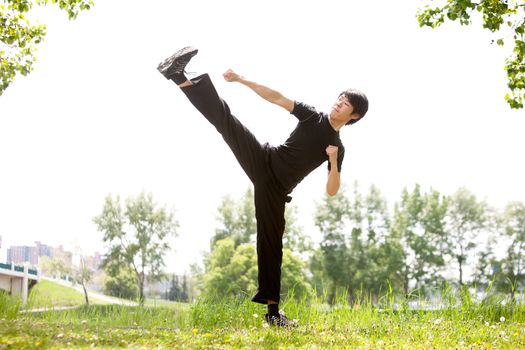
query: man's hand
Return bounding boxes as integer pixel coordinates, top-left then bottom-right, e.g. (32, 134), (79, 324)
(326, 145), (338, 162)
(223, 69), (242, 82)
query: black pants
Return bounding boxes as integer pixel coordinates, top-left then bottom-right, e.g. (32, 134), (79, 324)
(181, 74), (288, 304)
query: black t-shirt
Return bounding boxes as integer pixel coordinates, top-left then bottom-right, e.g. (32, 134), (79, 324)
(269, 101), (345, 193)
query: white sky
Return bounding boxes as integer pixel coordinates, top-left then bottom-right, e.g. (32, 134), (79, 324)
(1, 0), (524, 274)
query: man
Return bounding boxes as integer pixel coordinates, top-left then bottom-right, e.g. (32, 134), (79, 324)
(157, 46), (368, 327)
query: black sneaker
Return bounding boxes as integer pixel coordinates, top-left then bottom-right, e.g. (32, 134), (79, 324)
(157, 46), (198, 83)
(265, 312), (298, 328)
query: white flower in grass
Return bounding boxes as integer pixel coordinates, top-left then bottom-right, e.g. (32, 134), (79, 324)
(485, 322), (490, 327)
(262, 322), (269, 329)
(433, 318), (442, 325)
(377, 340), (384, 346)
(490, 325), (497, 329)
(253, 313), (258, 319)
(500, 316), (506, 322)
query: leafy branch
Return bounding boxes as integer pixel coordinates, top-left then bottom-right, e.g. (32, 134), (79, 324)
(417, 0), (525, 109)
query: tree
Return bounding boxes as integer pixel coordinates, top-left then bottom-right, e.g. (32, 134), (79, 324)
(445, 188), (488, 286)
(211, 188), (310, 253)
(1, 0), (93, 95)
(74, 256), (93, 305)
(314, 183), (404, 303)
(39, 255), (70, 279)
(499, 201), (525, 297)
(202, 238), (258, 298)
(391, 185), (448, 296)
(314, 187), (351, 302)
(202, 190), (312, 300)
(103, 267), (138, 300)
(283, 205), (313, 254)
(167, 274), (189, 302)
(417, 0), (525, 108)
(167, 274), (182, 301)
(212, 188), (256, 248)
(361, 185), (405, 298)
(202, 237), (310, 300)
(472, 233), (498, 290)
(94, 192), (178, 304)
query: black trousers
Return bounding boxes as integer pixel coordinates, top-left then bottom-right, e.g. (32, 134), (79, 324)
(181, 74), (288, 304)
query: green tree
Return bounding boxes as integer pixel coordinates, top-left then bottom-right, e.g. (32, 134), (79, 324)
(74, 257), (93, 305)
(392, 185), (448, 296)
(446, 188), (488, 286)
(211, 188), (310, 253)
(283, 205), (313, 254)
(314, 187), (351, 302)
(103, 267), (138, 300)
(202, 237), (310, 300)
(1, 0), (93, 95)
(361, 185), (405, 298)
(315, 183), (404, 303)
(417, 0), (525, 108)
(499, 201), (525, 297)
(94, 192), (178, 305)
(472, 233), (498, 290)
(39, 255), (70, 279)
(212, 188), (256, 248)
(202, 190), (312, 300)
(202, 238), (258, 298)
(167, 274), (188, 302)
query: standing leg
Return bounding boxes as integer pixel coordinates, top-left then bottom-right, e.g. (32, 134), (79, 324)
(251, 183), (286, 305)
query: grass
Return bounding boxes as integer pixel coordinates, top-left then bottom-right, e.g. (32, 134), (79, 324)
(25, 280), (108, 309)
(1, 284), (525, 349)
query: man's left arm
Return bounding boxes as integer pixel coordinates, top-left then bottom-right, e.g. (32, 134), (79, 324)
(326, 145), (340, 196)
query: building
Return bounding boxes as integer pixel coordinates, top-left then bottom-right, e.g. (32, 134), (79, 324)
(6, 242), (71, 266)
(7, 245), (39, 265)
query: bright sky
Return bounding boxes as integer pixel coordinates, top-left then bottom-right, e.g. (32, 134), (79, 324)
(1, 0), (524, 274)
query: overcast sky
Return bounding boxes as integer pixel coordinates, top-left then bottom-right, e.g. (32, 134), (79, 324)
(1, 0), (524, 274)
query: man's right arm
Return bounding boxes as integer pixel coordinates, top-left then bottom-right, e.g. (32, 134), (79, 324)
(223, 69), (294, 113)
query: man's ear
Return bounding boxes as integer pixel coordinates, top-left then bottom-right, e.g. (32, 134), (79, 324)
(349, 112), (360, 121)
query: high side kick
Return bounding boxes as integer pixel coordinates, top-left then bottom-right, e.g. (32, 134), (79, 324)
(158, 46), (369, 327)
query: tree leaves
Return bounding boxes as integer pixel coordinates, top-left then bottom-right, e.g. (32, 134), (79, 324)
(93, 192), (178, 304)
(417, 0), (525, 109)
(0, 0), (93, 95)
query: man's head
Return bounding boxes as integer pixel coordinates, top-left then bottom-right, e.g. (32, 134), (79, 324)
(330, 89), (369, 127)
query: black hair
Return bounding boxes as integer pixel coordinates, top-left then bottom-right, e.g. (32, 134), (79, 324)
(340, 89), (369, 125)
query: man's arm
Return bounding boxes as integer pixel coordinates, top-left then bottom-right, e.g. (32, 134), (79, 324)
(326, 145), (341, 196)
(223, 69), (294, 113)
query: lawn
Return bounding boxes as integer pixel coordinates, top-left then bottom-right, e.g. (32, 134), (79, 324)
(1, 283), (524, 349)
(26, 280), (108, 309)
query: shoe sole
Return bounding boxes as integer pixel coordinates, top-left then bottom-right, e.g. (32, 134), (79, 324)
(157, 46), (198, 79)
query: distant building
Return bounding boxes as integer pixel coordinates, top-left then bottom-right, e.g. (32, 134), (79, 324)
(7, 245), (39, 265)
(83, 251), (103, 271)
(7, 242), (72, 266)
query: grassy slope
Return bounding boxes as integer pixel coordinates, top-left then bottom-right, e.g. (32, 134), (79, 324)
(27, 280), (108, 309)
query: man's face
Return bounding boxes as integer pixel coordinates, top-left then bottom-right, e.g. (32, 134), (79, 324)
(330, 95), (358, 125)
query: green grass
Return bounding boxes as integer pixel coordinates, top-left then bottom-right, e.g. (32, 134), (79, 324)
(1, 287), (525, 349)
(26, 280), (108, 309)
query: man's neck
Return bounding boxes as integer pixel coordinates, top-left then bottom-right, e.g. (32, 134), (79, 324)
(329, 117), (344, 132)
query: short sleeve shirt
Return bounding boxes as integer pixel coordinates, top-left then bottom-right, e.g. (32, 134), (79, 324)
(269, 101), (345, 192)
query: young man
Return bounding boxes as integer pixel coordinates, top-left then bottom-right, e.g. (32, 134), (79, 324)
(158, 46), (368, 327)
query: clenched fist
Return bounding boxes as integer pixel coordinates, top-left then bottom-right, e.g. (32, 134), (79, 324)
(326, 145), (338, 162)
(223, 69), (242, 82)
